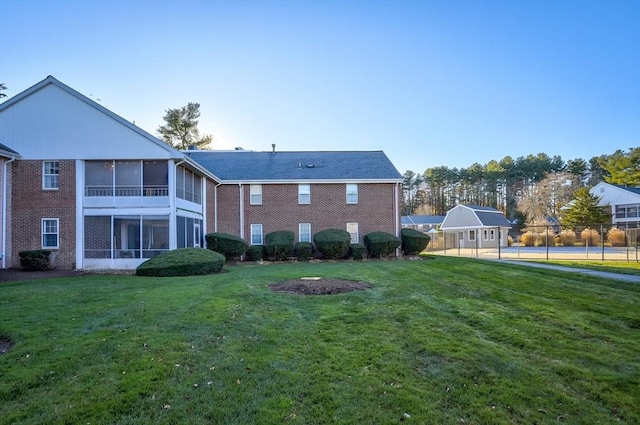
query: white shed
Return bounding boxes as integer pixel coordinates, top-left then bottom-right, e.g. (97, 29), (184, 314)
(440, 205), (511, 248)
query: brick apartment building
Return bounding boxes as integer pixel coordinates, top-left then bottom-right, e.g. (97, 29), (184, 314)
(0, 76), (402, 270)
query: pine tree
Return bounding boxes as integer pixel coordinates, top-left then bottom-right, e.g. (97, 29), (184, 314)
(157, 103), (213, 150)
(560, 187), (611, 227)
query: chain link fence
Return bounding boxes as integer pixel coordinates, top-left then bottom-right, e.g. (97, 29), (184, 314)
(427, 224), (640, 262)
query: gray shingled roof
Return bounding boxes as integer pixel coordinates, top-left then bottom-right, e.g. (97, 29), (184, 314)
(475, 211), (512, 227)
(185, 150), (402, 182)
(402, 215), (445, 225)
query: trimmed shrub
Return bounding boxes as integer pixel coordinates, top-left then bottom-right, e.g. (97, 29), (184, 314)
(136, 247), (225, 277)
(520, 231), (537, 247)
(401, 228), (430, 255)
(314, 229), (351, 260)
(349, 244), (367, 260)
(295, 242), (313, 261)
(537, 230), (556, 247)
(364, 231), (401, 258)
(581, 228), (600, 246)
(559, 230), (577, 246)
(607, 228), (627, 247)
(245, 245), (264, 261)
(205, 232), (248, 259)
(264, 230), (295, 261)
(18, 250), (51, 271)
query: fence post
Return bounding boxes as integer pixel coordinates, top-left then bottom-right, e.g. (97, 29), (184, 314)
(601, 224), (605, 261)
(546, 225), (549, 260)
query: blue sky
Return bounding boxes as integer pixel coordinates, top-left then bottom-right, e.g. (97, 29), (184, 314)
(1, 0), (638, 174)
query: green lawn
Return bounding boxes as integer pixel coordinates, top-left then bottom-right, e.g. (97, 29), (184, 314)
(531, 260), (640, 276)
(1, 257), (639, 425)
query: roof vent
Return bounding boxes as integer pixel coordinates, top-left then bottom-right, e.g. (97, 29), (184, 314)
(272, 143), (276, 153)
(188, 144), (198, 150)
(234, 147), (243, 150)
(306, 164), (315, 168)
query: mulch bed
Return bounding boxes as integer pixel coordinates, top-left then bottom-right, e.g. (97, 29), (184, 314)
(269, 277), (371, 295)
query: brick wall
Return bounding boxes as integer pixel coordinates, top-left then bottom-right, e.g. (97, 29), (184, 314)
(11, 160), (77, 269)
(215, 182), (400, 243)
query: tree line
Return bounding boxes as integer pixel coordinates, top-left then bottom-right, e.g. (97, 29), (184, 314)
(402, 148), (640, 227)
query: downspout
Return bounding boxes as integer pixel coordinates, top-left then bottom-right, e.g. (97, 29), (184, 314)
(394, 182), (400, 256)
(239, 183), (244, 239)
(214, 181), (222, 232)
(2, 156), (16, 269)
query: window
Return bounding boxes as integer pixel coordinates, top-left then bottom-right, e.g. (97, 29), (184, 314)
(346, 184), (358, 204)
(251, 224), (263, 245)
(175, 166), (202, 204)
(42, 218), (59, 249)
(298, 184), (310, 204)
(490, 229), (496, 241)
(483, 229), (489, 240)
(469, 230), (476, 241)
(250, 185), (263, 205)
(347, 223), (359, 244)
(299, 223), (311, 243)
(43, 161), (59, 190)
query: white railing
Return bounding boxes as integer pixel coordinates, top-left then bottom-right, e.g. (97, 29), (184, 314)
(85, 185), (169, 197)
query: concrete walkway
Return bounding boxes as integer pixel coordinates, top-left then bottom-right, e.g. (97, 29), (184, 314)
(496, 259), (640, 283)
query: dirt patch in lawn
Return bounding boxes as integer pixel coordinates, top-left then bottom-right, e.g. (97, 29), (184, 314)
(0, 336), (12, 355)
(269, 277), (372, 295)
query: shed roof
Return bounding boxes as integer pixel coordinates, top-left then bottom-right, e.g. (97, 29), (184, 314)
(185, 150), (403, 183)
(440, 204), (512, 230)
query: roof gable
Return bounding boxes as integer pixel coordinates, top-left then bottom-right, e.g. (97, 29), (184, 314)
(185, 150), (403, 182)
(0, 76), (186, 161)
(591, 182), (640, 205)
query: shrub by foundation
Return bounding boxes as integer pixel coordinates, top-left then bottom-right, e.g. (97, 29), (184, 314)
(245, 245), (264, 261)
(295, 242), (313, 261)
(349, 244), (367, 260)
(136, 248), (225, 277)
(401, 228), (430, 255)
(314, 229), (351, 260)
(264, 230), (295, 261)
(205, 232), (248, 260)
(364, 231), (401, 258)
(18, 250), (51, 271)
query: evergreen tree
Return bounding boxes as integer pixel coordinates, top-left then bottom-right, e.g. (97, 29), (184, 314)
(157, 103), (213, 150)
(560, 187), (611, 227)
(598, 147), (640, 186)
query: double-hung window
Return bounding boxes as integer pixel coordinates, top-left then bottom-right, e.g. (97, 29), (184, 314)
(43, 161), (59, 190)
(298, 184), (310, 204)
(347, 223), (359, 244)
(250, 185), (262, 205)
(346, 184), (358, 204)
(299, 223), (311, 243)
(251, 224), (263, 245)
(42, 218), (59, 249)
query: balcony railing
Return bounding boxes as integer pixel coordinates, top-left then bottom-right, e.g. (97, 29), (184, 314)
(85, 185), (169, 197)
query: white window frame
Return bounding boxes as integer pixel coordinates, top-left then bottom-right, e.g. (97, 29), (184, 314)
(250, 224), (263, 245)
(469, 230), (476, 241)
(42, 218), (59, 249)
(346, 184), (358, 204)
(43, 161), (60, 190)
(347, 222), (359, 244)
(298, 184), (310, 204)
(299, 223), (311, 243)
(250, 184), (262, 205)
(483, 229), (489, 240)
(490, 229), (496, 241)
